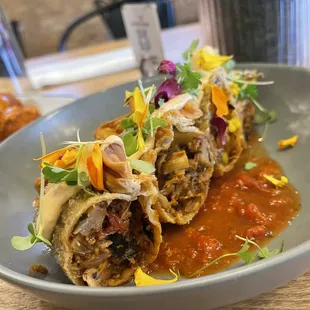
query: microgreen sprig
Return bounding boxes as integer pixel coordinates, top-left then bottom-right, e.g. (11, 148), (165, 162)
(11, 133), (51, 251)
(189, 235), (284, 278)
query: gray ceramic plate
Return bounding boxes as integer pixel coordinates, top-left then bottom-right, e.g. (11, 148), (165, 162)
(1, 64), (310, 310)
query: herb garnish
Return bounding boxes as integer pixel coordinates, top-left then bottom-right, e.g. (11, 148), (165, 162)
(11, 133), (51, 251)
(244, 162), (257, 171)
(11, 223), (51, 251)
(120, 82), (167, 156)
(189, 235), (284, 278)
(237, 83), (276, 126)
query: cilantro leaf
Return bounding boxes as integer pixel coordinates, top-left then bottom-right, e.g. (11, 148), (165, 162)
(258, 241), (284, 259)
(121, 130), (138, 156)
(177, 63), (202, 93)
(182, 39), (199, 62)
(238, 83), (258, 100)
(244, 162), (257, 171)
(143, 117), (167, 135)
(235, 237), (256, 263)
(121, 115), (134, 129)
(129, 159), (155, 174)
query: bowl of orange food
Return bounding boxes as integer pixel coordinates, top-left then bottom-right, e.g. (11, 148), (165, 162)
(0, 42), (309, 310)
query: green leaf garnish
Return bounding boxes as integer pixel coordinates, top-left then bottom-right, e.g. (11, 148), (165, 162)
(235, 235), (284, 259)
(238, 84), (258, 100)
(257, 241), (285, 259)
(177, 63), (202, 93)
(189, 235), (284, 278)
(42, 164), (78, 185)
(182, 39), (199, 62)
(77, 171), (94, 196)
(129, 159), (155, 174)
(11, 222), (51, 251)
(244, 162), (257, 171)
(121, 115), (134, 129)
(122, 130), (138, 156)
(11, 235), (36, 251)
(143, 117), (167, 136)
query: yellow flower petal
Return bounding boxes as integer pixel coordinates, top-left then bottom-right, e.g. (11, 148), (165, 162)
(278, 135), (299, 150)
(196, 49), (232, 71)
(228, 117), (242, 133)
(134, 268), (178, 287)
(137, 128), (145, 151)
(263, 174), (288, 188)
(54, 149), (78, 168)
(124, 87), (152, 104)
(34, 147), (71, 168)
(222, 151), (229, 165)
(228, 82), (240, 98)
(133, 87), (148, 127)
(211, 85), (229, 117)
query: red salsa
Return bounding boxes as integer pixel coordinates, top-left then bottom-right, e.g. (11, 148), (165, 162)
(150, 133), (300, 277)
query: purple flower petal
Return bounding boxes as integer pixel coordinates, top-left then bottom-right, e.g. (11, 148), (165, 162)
(154, 91), (169, 107)
(157, 60), (177, 76)
(154, 79), (182, 107)
(211, 116), (227, 145)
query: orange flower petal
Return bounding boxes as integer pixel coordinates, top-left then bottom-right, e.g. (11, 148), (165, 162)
(92, 143), (104, 190)
(34, 147), (69, 168)
(54, 149), (78, 168)
(211, 85), (229, 117)
(278, 135), (299, 150)
(87, 155), (98, 189)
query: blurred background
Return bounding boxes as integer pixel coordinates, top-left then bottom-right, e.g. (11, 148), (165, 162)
(1, 0), (198, 58)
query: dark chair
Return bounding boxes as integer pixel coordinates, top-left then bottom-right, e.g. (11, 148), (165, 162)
(58, 0), (175, 52)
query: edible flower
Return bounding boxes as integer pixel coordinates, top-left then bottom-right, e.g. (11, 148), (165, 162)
(228, 117), (242, 133)
(228, 82), (240, 98)
(194, 49), (232, 71)
(34, 147), (78, 169)
(86, 143), (104, 190)
(211, 116), (227, 145)
(124, 87), (152, 104)
(132, 87), (149, 151)
(154, 79), (182, 107)
(221, 151), (229, 165)
(278, 135), (299, 150)
(211, 85), (229, 117)
(263, 174), (288, 188)
(134, 268), (178, 286)
(157, 60), (176, 76)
